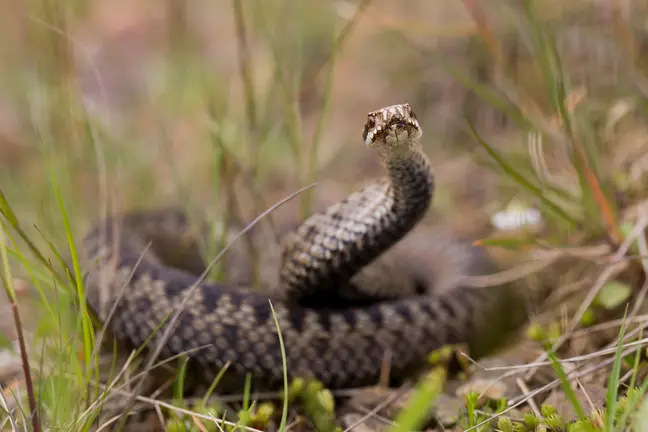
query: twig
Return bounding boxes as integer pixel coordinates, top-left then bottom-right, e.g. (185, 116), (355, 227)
(516, 378), (541, 418)
(0, 227), (39, 431)
(11, 301), (38, 431)
(574, 376), (601, 421)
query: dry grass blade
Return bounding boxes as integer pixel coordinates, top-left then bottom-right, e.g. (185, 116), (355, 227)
(77, 351), (141, 423)
(343, 386), (410, 432)
(523, 208), (648, 382)
(570, 129), (622, 243)
(464, 244), (609, 288)
(464, 340), (644, 432)
(515, 378), (541, 418)
(459, 331), (648, 425)
(0, 383), (20, 431)
(487, 335), (648, 371)
(125, 389), (265, 432)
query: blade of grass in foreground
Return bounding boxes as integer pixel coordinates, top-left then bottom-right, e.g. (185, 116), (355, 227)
(238, 374), (253, 430)
(388, 367), (446, 432)
(545, 348), (593, 430)
(605, 309), (628, 431)
(269, 301), (289, 432)
(0, 187), (67, 286)
(44, 155), (97, 397)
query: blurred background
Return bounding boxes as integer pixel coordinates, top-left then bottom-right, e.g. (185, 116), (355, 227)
(5, 0), (645, 241)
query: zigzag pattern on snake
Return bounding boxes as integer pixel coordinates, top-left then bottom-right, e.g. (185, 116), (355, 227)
(80, 103), (524, 392)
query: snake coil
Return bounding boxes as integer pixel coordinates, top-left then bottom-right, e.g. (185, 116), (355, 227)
(81, 103), (522, 391)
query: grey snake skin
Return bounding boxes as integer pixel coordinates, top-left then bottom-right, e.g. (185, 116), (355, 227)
(80, 103), (525, 392)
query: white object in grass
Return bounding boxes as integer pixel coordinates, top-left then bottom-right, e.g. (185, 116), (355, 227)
(491, 204), (542, 231)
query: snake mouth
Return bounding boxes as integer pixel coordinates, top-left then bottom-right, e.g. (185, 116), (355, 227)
(365, 122), (417, 145)
(377, 122), (421, 145)
(363, 104), (422, 147)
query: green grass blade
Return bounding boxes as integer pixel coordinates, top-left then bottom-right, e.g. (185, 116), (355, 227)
(467, 121), (577, 227)
(545, 348), (593, 429)
(46, 161), (95, 380)
(388, 367), (446, 432)
(269, 301), (289, 432)
(605, 309), (629, 431)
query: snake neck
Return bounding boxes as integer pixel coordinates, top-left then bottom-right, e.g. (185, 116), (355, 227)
(381, 142), (434, 225)
(344, 141), (435, 285)
(279, 139), (435, 299)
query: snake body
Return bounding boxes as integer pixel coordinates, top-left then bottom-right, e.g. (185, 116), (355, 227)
(81, 103), (523, 392)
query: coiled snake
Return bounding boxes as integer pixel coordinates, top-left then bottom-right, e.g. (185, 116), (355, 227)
(81, 103), (525, 392)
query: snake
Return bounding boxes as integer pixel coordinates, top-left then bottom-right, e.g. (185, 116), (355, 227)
(80, 103), (526, 393)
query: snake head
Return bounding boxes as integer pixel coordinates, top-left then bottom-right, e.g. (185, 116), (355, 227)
(362, 103), (422, 149)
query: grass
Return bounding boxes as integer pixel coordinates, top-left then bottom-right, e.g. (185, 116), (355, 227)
(2, 0), (648, 431)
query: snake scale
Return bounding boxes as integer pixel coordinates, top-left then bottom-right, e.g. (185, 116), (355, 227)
(81, 103), (526, 392)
